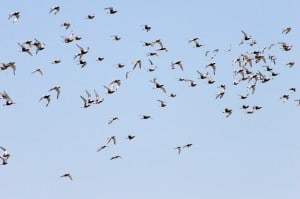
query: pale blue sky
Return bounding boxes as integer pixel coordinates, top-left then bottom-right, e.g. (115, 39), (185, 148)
(1, 1), (300, 199)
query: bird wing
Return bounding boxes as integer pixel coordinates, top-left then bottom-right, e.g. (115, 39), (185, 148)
(80, 95), (87, 103)
(160, 86), (166, 93)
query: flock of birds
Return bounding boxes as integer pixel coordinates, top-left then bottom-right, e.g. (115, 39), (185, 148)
(1, 4), (299, 182)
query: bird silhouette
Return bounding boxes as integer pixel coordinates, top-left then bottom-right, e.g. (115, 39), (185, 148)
(49, 86), (61, 99)
(39, 95), (51, 107)
(60, 173), (72, 181)
(0, 91), (15, 106)
(8, 11), (20, 23)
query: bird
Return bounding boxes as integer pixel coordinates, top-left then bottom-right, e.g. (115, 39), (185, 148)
(169, 93), (177, 98)
(280, 94), (289, 102)
(183, 144), (192, 148)
(108, 117), (119, 125)
(8, 11), (20, 23)
(85, 90), (94, 104)
(105, 7), (118, 14)
(61, 32), (74, 43)
(132, 59), (142, 70)
(86, 14), (95, 19)
(188, 37), (204, 48)
(278, 42), (292, 51)
(18, 43), (32, 56)
(216, 90), (225, 99)
(104, 85), (115, 94)
(238, 94), (249, 100)
(206, 62), (216, 75)
(174, 146), (181, 155)
(78, 59), (87, 68)
(80, 96), (90, 108)
(241, 104), (250, 109)
(111, 35), (121, 41)
(49, 86), (61, 99)
(32, 68), (43, 76)
(171, 61), (184, 71)
(74, 44), (89, 60)
(115, 63), (125, 68)
(33, 38), (45, 54)
(61, 22), (71, 30)
(126, 135), (135, 140)
(96, 145), (108, 152)
(223, 108), (232, 117)
(150, 78), (166, 93)
(140, 115), (152, 120)
(252, 105), (262, 110)
(197, 71), (208, 79)
(0, 146), (10, 160)
(97, 57), (104, 61)
(39, 95), (51, 107)
(294, 99), (300, 106)
(282, 27), (292, 34)
(141, 24), (151, 32)
(147, 52), (159, 57)
(151, 39), (164, 48)
(110, 155), (122, 160)
(186, 79), (197, 87)
(289, 88), (296, 93)
(286, 62), (295, 68)
(49, 6), (60, 14)
(1, 61), (16, 75)
(239, 30), (251, 45)
(93, 89), (104, 104)
(51, 59), (61, 64)
(107, 136), (116, 145)
(0, 91), (15, 106)
(207, 77), (215, 84)
(60, 173), (72, 181)
(157, 100), (167, 107)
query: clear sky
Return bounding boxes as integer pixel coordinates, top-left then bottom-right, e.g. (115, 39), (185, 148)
(1, 1), (300, 199)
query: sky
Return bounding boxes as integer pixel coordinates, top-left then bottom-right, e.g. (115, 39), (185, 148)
(1, 0), (300, 199)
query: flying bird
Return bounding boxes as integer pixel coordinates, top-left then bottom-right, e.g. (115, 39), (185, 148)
(0, 91), (15, 106)
(49, 86), (61, 99)
(8, 11), (20, 23)
(150, 78), (167, 93)
(61, 22), (71, 30)
(93, 89), (104, 104)
(108, 117), (119, 125)
(18, 43), (32, 56)
(171, 61), (184, 71)
(105, 7), (118, 14)
(157, 100), (167, 107)
(223, 108), (232, 117)
(110, 155), (122, 160)
(174, 146), (182, 155)
(183, 144), (192, 148)
(140, 115), (152, 120)
(1, 61), (16, 75)
(141, 24), (151, 32)
(0, 146), (10, 160)
(39, 95), (51, 107)
(80, 96), (90, 108)
(126, 135), (135, 140)
(282, 27), (292, 34)
(107, 136), (116, 145)
(60, 173), (72, 181)
(96, 145), (108, 152)
(86, 14), (95, 19)
(32, 68), (43, 76)
(49, 6), (60, 14)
